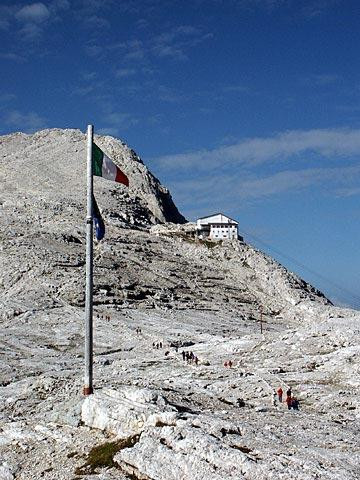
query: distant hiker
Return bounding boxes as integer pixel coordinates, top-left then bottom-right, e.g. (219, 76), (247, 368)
(156, 343), (159, 349)
(286, 388), (292, 398)
(277, 387), (283, 403)
(286, 395), (292, 410)
(182, 351), (186, 361)
(159, 341), (163, 349)
(228, 360), (233, 368)
(195, 356), (199, 365)
(190, 351), (194, 361)
(224, 361), (228, 368)
(152, 342), (155, 348)
(292, 397), (299, 410)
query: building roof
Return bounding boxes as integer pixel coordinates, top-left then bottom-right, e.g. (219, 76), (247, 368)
(197, 213), (238, 225)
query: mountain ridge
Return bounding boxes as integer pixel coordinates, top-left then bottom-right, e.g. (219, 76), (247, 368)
(1, 128), (359, 480)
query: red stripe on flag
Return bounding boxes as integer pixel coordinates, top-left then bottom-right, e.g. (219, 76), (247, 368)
(115, 168), (129, 186)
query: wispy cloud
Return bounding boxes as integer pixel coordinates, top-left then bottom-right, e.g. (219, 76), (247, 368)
(97, 127), (121, 137)
(154, 127), (360, 216)
(85, 24), (213, 64)
(82, 14), (110, 29)
(0, 52), (26, 62)
(300, 73), (341, 87)
(124, 40), (145, 60)
(158, 85), (188, 103)
(115, 68), (137, 78)
(1, 0), (70, 41)
(156, 128), (360, 171)
(15, 3), (50, 23)
(152, 25), (213, 61)
(0, 93), (16, 105)
(0, 4), (16, 30)
(3, 109), (47, 132)
(169, 164), (360, 217)
(95, 109), (139, 137)
(300, 0), (340, 19)
(335, 187), (360, 198)
(75, 0), (113, 31)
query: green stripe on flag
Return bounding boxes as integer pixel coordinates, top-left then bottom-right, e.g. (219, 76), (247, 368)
(92, 143), (104, 177)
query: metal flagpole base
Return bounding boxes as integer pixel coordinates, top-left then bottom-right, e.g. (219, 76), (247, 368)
(83, 386), (93, 396)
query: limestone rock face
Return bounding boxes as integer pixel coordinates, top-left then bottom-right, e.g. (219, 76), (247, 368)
(82, 387), (178, 438)
(1, 128), (360, 480)
(0, 128), (186, 226)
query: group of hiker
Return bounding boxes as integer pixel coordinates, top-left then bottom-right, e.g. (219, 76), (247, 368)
(109, 317), (301, 413)
(276, 387), (299, 410)
(182, 350), (199, 365)
(224, 360), (233, 368)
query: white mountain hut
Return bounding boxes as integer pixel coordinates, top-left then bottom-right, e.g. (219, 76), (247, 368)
(196, 213), (242, 241)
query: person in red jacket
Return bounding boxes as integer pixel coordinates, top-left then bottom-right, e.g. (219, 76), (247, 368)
(277, 387), (283, 403)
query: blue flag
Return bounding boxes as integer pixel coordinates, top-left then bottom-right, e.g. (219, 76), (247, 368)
(92, 194), (105, 241)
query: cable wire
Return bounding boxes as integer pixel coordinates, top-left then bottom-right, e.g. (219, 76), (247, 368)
(240, 228), (360, 310)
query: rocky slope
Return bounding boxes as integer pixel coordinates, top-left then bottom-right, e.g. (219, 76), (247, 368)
(0, 128), (186, 227)
(0, 129), (359, 480)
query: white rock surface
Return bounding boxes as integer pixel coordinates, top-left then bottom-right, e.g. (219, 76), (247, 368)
(82, 387), (178, 438)
(0, 129), (359, 479)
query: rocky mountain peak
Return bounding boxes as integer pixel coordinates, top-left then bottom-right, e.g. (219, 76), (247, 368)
(1, 128), (360, 480)
(0, 128), (186, 226)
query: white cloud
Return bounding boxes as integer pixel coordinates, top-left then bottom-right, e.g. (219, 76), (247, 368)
(115, 68), (137, 78)
(82, 14), (110, 29)
(8, 0), (69, 42)
(169, 164), (360, 211)
(300, 73), (341, 87)
(0, 93), (16, 105)
(15, 3), (50, 23)
(0, 52), (26, 62)
(85, 24), (213, 65)
(0, 4), (17, 30)
(97, 127), (120, 137)
(335, 187), (360, 198)
(152, 25), (213, 61)
(156, 128), (360, 170)
(103, 112), (139, 127)
(18, 22), (44, 40)
(4, 110), (47, 132)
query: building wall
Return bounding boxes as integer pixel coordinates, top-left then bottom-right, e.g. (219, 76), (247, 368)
(209, 223), (238, 240)
(197, 214), (239, 240)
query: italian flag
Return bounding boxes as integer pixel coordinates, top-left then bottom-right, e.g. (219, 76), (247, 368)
(92, 143), (129, 186)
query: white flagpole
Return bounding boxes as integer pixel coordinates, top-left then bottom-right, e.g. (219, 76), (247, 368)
(84, 124), (94, 395)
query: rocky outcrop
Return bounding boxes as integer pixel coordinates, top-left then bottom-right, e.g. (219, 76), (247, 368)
(1, 128), (359, 480)
(0, 128), (186, 226)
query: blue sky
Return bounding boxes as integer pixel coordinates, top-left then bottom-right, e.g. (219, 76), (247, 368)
(1, 0), (360, 308)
